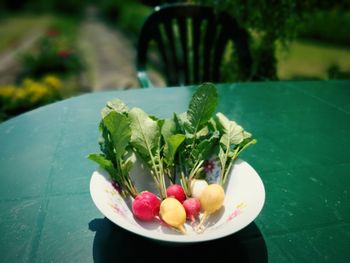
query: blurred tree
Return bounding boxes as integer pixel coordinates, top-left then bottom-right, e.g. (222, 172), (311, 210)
(99, 0), (152, 39)
(99, 0), (124, 21)
(297, 6), (350, 46)
(140, 0), (350, 80)
(0, 0), (89, 15)
(140, 0), (181, 5)
(196, 0), (350, 80)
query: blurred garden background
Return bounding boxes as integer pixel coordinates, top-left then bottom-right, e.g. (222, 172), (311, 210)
(1, 0), (349, 122)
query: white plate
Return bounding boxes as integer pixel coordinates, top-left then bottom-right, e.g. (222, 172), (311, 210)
(90, 159), (265, 243)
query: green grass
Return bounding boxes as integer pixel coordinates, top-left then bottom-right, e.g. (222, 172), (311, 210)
(0, 15), (51, 53)
(277, 39), (350, 80)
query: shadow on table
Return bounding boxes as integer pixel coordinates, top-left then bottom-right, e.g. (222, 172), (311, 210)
(89, 218), (267, 263)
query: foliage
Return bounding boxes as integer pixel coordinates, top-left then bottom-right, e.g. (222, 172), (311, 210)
(51, 15), (81, 42)
(89, 105), (139, 198)
(89, 83), (256, 199)
(214, 113), (256, 185)
(0, 75), (62, 121)
(0, 0), (88, 16)
(18, 26), (84, 80)
(327, 65), (350, 80)
(99, 0), (152, 39)
(298, 10), (350, 46)
(196, 0), (350, 80)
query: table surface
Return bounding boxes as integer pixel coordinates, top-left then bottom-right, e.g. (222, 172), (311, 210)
(0, 80), (349, 262)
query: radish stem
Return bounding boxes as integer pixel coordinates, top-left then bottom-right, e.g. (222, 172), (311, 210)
(195, 212), (209, 233)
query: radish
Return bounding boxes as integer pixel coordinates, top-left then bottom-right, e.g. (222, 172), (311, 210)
(166, 184), (186, 203)
(196, 184), (225, 232)
(190, 179), (208, 198)
(159, 197), (186, 234)
(183, 198), (201, 222)
(200, 184), (225, 213)
(132, 191), (161, 221)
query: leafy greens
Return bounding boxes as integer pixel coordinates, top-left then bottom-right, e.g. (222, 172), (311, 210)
(88, 83), (256, 199)
(88, 100), (138, 197)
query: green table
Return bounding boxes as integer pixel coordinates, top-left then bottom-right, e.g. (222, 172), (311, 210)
(0, 80), (349, 262)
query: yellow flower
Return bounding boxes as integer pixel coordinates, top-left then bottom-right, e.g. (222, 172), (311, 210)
(43, 75), (62, 90)
(0, 85), (17, 100)
(1, 77), (61, 114)
(22, 78), (35, 88)
(24, 82), (51, 104)
(14, 88), (26, 103)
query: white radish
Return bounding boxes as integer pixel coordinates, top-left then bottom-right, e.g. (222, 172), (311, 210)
(190, 179), (208, 198)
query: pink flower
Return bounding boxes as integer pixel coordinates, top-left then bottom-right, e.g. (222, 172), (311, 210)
(204, 159), (215, 173)
(58, 50), (70, 59)
(46, 28), (59, 37)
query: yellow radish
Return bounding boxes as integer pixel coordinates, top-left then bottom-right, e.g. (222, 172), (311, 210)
(199, 184), (225, 213)
(160, 197), (186, 234)
(196, 184), (225, 232)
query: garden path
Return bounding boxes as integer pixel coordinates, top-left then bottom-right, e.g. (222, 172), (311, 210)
(78, 8), (140, 91)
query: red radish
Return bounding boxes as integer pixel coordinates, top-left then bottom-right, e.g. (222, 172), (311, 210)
(132, 191), (161, 221)
(183, 198), (201, 222)
(166, 184), (186, 203)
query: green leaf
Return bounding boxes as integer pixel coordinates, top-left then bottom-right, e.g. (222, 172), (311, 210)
(129, 107), (160, 158)
(196, 126), (209, 137)
(98, 121), (114, 159)
(107, 98), (129, 113)
(161, 118), (177, 140)
(216, 112), (245, 145)
(129, 108), (167, 198)
(236, 137), (257, 156)
(162, 117), (185, 166)
(186, 83), (218, 134)
(243, 131), (252, 139)
(89, 100), (140, 197)
(164, 134), (186, 165)
(214, 112), (230, 131)
(103, 112), (131, 160)
(215, 112), (256, 186)
(197, 132), (219, 160)
(173, 112), (188, 133)
(88, 153), (117, 177)
(101, 107), (113, 119)
(102, 98), (129, 118)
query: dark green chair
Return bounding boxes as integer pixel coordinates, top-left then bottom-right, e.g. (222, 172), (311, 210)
(136, 3), (253, 88)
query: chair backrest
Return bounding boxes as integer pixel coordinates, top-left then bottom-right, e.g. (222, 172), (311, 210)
(137, 3), (252, 86)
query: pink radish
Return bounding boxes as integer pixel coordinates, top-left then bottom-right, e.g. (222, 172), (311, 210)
(166, 184), (186, 203)
(183, 198), (201, 222)
(132, 191), (161, 221)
